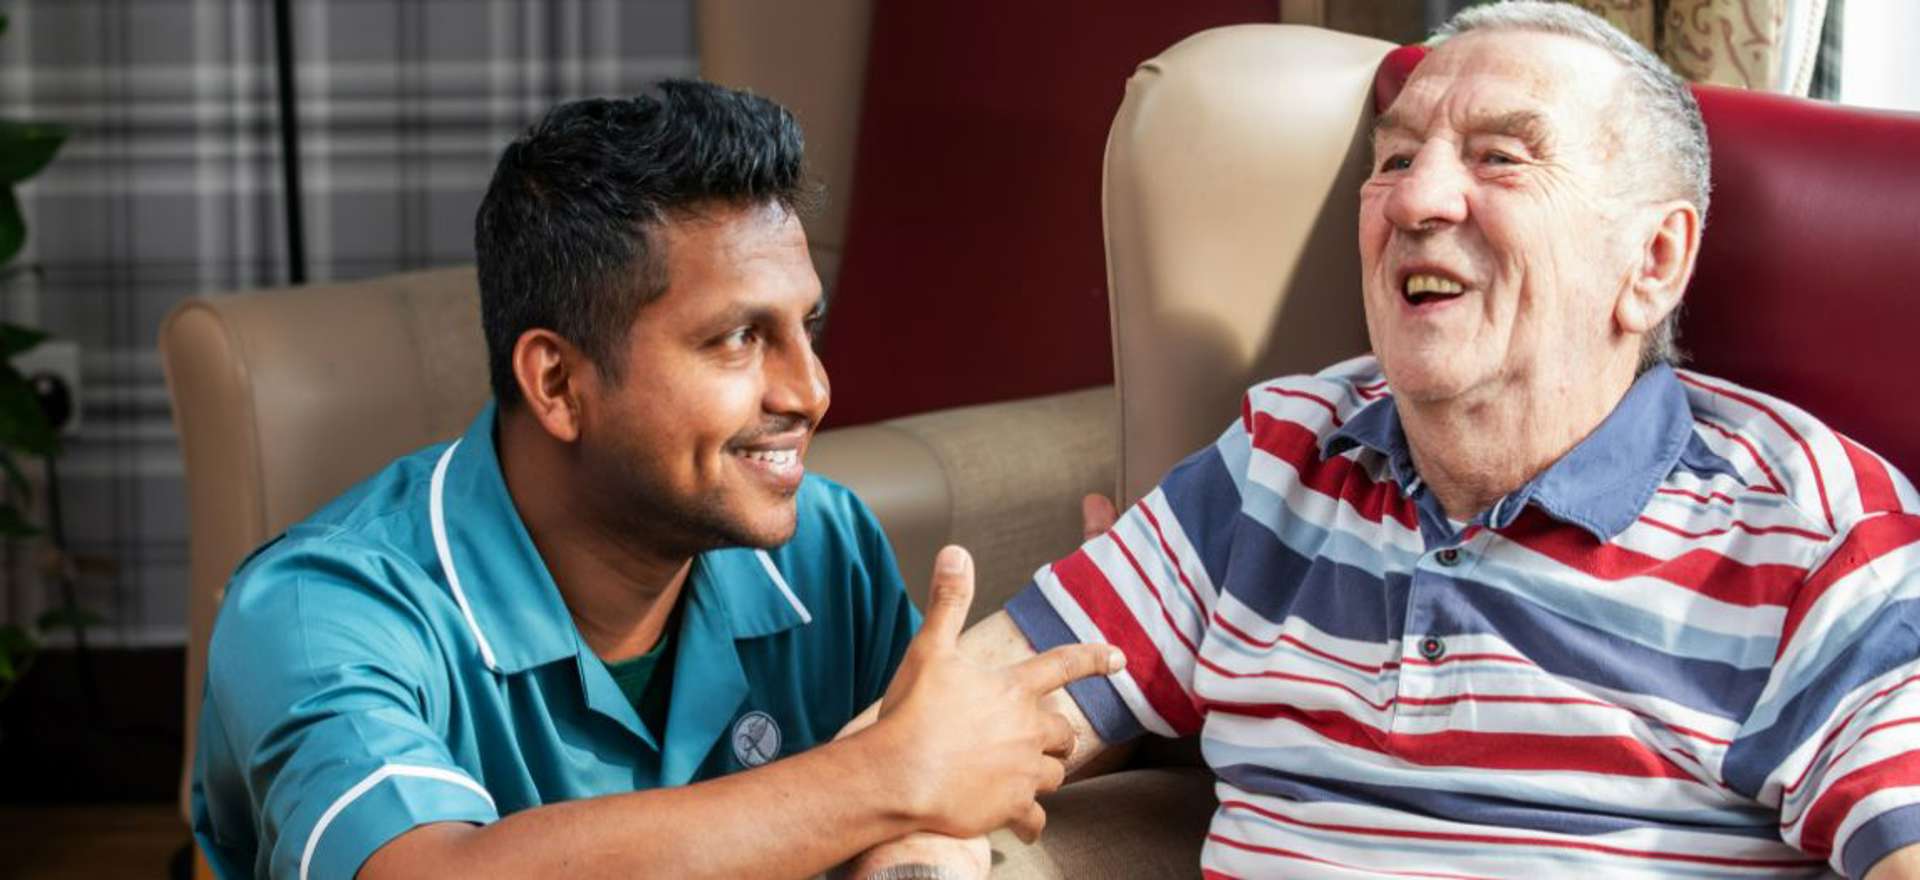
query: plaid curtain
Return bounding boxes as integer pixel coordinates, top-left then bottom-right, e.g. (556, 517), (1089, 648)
(0, 0), (695, 643)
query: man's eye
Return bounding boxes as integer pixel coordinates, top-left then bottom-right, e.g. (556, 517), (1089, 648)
(1482, 151), (1518, 166)
(804, 314), (827, 342)
(1379, 155), (1413, 173)
(721, 327), (760, 348)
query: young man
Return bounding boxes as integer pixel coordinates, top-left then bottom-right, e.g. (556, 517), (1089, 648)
(191, 80), (1120, 880)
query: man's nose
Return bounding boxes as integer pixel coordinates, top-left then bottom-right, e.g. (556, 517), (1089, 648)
(1383, 141), (1470, 232)
(764, 336), (830, 424)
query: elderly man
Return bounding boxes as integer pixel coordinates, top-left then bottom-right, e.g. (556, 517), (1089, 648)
(850, 3), (1920, 878)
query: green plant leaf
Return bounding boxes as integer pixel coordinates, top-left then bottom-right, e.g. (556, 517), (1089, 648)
(0, 448), (29, 501)
(0, 622), (33, 657)
(0, 502), (35, 537)
(37, 606), (103, 632)
(0, 188), (20, 268)
(0, 361), (55, 456)
(0, 120), (69, 185)
(0, 322), (45, 358)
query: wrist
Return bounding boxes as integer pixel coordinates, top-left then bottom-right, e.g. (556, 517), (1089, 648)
(835, 720), (936, 831)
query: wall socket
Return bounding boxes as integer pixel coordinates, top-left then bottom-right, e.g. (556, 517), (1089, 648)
(11, 338), (83, 437)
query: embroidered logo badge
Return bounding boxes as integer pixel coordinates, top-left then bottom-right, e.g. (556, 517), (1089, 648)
(731, 710), (781, 768)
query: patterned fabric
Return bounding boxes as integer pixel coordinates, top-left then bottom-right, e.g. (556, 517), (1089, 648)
(1008, 355), (1920, 878)
(1565, 0), (1830, 94)
(0, 0), (693, 642)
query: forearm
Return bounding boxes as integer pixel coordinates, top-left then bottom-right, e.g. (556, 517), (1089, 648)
(1866, 843), (1920, 880)
(958, 611), (1110, 771)
(363, 725), (921, 880)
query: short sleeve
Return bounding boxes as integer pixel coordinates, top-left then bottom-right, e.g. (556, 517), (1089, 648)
(846, 492), (921, 708)
(1723, 512), (1920, 877)
(192, 541), (499, 880)
(1006, 407), (1251, 744)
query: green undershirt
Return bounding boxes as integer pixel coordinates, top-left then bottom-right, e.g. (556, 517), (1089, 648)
(602, 602), (682, 743)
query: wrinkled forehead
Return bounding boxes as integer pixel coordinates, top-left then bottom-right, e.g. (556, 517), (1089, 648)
(1379, 30), (1627, 142)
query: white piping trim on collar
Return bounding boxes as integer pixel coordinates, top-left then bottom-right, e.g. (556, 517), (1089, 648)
(755, 549), (813, 625)
(430, 441), (501, 671)
(299, 763), (495, 880)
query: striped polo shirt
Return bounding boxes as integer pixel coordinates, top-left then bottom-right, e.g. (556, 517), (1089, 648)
(1009, 355), (1920, 879)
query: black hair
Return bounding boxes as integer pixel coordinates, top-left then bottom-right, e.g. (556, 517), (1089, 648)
(474, 79), (810, 406)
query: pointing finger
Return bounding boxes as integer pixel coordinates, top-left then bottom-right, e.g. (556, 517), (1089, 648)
(1016, 642), (1126, 694)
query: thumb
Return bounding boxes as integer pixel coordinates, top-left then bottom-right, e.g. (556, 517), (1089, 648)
(915, 545), (975, 650)
(1081, 493), (1118, 540)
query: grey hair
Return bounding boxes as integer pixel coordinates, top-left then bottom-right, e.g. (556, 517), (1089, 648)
(1436, 1), (1710, 371)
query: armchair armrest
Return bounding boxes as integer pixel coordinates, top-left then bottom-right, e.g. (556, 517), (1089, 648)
(808, 386), (1115, 622)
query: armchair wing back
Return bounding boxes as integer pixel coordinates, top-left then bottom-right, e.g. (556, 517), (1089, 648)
(159, 267), (490, 816)
(1104, 25), (1392, 504)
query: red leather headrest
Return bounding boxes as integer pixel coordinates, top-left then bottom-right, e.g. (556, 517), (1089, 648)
(822, 0), (1276, 427)
(1373, 46), (1920, 477)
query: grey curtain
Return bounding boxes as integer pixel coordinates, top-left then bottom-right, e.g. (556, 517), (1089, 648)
(0, 0), (695, 643)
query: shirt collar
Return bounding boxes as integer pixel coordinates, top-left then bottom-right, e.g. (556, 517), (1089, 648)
(1322, 364), (1694, 542)
(429, 401), (812, 675)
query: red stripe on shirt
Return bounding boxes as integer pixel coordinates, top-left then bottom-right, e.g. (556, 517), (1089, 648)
(1202, 671), (1733, 748)
(1050, 547), (1206, 735)
(1250, 412), (1419, 531)
(1208, 832), (1500, 879)
(1137, 499), (1210, 621)
(1656, 486), (1741, 507)
(1782, 673), (1920, 798)
(1794, 751), (1920, 859)
(1207, 701), (1697, 781)
(1694, 417), (1788, 496)
(1500, 508), (1805, 608)
(1779, 514), (1920, 656)
(1838, 432), (1903, 515)
(1262, 385), (1345, 427)
(1217, 800), (1822, 869)
(1208, 613), (1389, 674)
(1681, 374), (1835, 532)
(1634, 514), (1830, 543)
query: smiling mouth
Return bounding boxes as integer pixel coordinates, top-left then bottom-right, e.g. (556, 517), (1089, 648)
(728, 438), (807, 492)
(736, 448), (798, 468)
(1402, 272), (1466, 307)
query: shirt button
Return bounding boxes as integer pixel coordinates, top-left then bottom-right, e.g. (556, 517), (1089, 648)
(1436, 548), (1461, 567)
(1419, 637), (1447, 661)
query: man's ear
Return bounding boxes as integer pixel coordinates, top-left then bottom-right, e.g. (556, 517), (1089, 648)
(1616, 200), (1700, 336)
(512, 329), (590, 444)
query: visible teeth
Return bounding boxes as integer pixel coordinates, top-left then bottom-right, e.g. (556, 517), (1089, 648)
(740, 449), (798, 466)
(1405, 274), (1464, 295)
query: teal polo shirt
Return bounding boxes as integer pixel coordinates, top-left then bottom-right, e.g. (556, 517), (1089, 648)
(191, 402), (920, 880)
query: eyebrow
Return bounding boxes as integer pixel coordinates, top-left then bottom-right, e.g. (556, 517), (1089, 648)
(1371, 108), (1554, 154)
(700, 296), (826, 332)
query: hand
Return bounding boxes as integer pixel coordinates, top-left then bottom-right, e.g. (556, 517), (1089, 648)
(870, 545), (1124, 843)
(1081, 493), (1118, 539)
